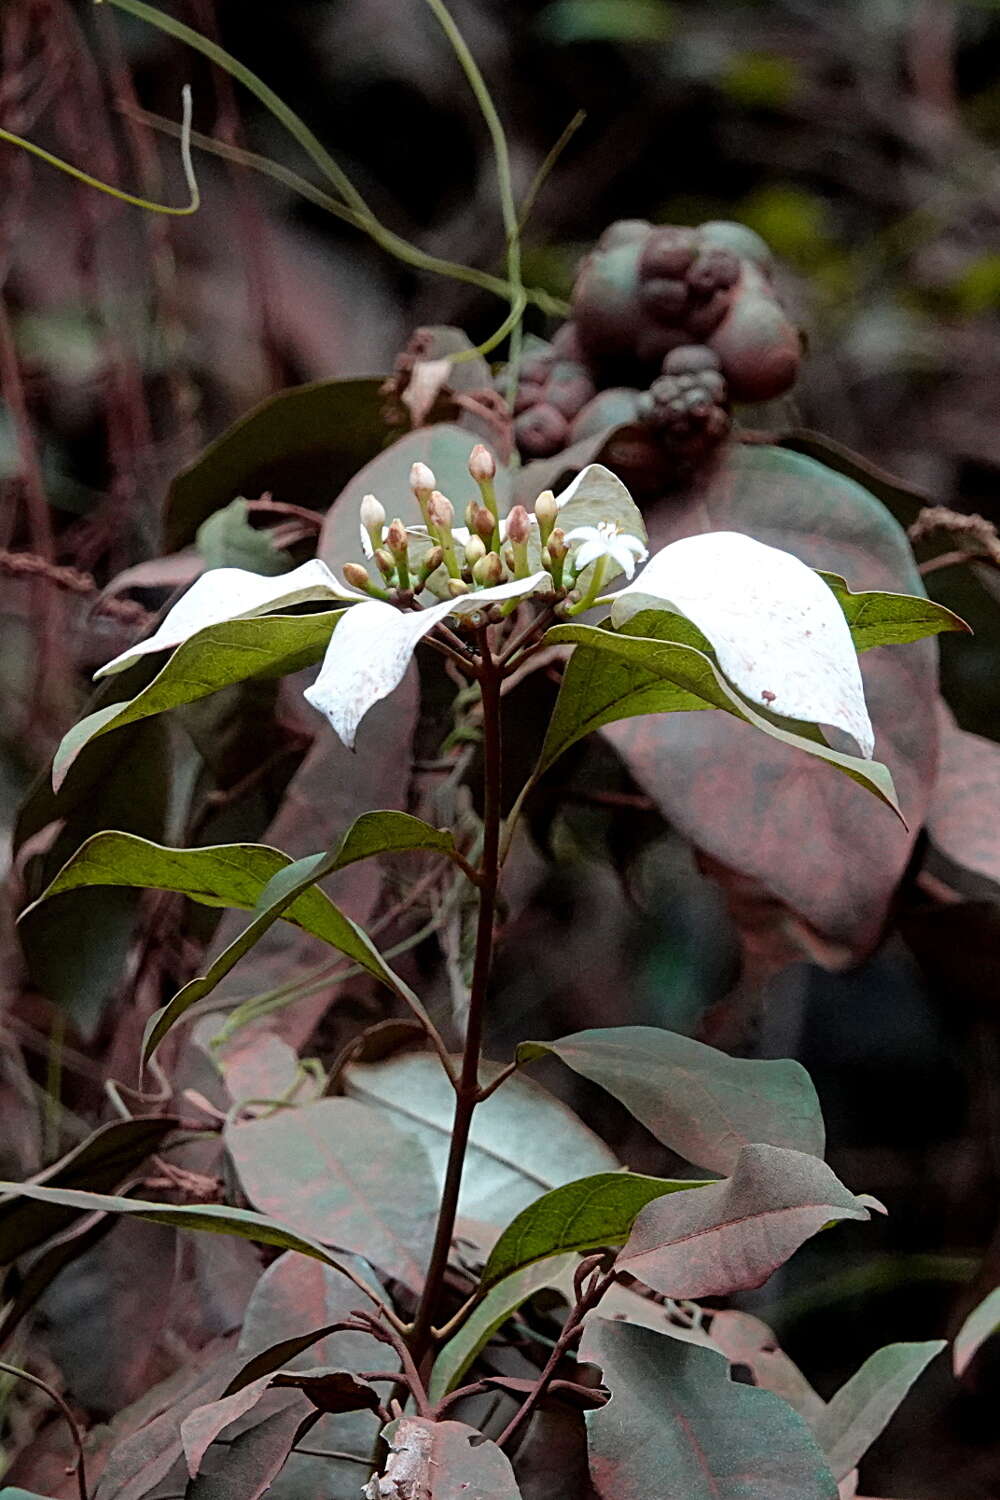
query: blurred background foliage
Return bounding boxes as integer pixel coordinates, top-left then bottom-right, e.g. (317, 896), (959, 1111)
(3, 1), (1000, 1496)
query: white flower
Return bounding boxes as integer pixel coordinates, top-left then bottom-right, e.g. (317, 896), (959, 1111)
(564, 522), (648, 580)
(96, 559), (366, 678)
(608, 530), (875, 759)
(304, 573), (552, 748)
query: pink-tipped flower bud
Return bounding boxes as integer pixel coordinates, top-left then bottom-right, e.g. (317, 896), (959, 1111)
(386, 518), (408, 557)
(465, 500), (480, 530)
(464, 535), (487, 568)
(343, 563), (371, 591)
(446, 577), (471, 598)
(506, 505), (532, 545)
(473, 505), (496, 545)
(410, 461), (436, 497)
(473, 552), (504, 587)
(373, 548), (395, 580)
(503, 544), (516, 572)
(418, 545), (445, 582)
(468, 443), (497, 482)
(427, 490), (455, 531)
(546, 526), (567, 561)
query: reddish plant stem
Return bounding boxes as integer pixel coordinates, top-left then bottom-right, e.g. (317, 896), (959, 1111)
(407, 633), (503, 1366)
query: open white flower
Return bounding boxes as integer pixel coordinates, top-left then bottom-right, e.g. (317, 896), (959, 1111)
(564, 522), (648, 580)
(305, 572), (552, 748)
(608, 530), (875, 759)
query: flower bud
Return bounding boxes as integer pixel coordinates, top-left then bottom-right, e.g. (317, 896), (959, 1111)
(533, 488), (558, 545)
(473, 552), (504, 587)
(506, 505), (532, 545)
(546, 526), (567, 560)
(503, 544), (516, 572)
(359, 493), (385, 546)
(373, 548), (395, 580)
(468, 444), (496, 482)
(464, 535), (487, 568)
(465, 500), (479, 530)
(343, 563), (371, 591)
(418, 545), (445, 582)
(446, 577), (471, 598)
(427, 490), (455, 531)
(386, 518), (408, 557)
(410, 461), (436, 498)
(473, 505), (496, 545)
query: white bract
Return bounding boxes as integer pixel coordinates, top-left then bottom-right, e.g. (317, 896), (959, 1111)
(611, 530), (875, 759)
(564, 522), (648, 580)
(304, 572), (552, 748)
(97, 559), (364, 678)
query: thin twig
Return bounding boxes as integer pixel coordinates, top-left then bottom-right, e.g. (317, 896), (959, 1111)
(0, 1360), (90, 1500)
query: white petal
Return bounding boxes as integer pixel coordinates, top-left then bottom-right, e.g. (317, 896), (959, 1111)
(608, 539), (641, 579)
(304, 572), (552, 748)
(97, 559), (365, 678)
(610, 531), (875, 758)
(554, 464), (647, 547)
(563, 525), (602, 546)
(572, 539), (605, 575)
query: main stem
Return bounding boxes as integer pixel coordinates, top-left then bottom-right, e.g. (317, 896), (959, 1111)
(408, 635), (503, 1365)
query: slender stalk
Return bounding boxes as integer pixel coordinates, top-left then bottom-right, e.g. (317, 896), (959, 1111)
(0, 1360), (90, 1500)
(408, 635), (504, 1365)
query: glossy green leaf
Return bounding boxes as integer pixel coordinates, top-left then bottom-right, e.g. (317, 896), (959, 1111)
(166, 377), (388, 549)
(52, 613), (344, 791)
(481, 1173), (711, 1290)
(617, 1145), (876, 1298)
(0, 1115), (178, 1264)
(428, 1255), (576, 1403)
(540, 617), (900, 813)
(517, 1026), (824, 1175)
(582, 1319), (838, 1499)
(813, 1341), (945, 1480)
(225, 1098), (438, 1289)
(345, 1052), (618, 1224)
(118, 811), (455, 1065)
(954, 1285), (1000, 1377)
(816, 573), (968, 652)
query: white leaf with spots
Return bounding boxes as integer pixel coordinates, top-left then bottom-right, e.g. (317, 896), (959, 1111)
(610, 531), (875, 758)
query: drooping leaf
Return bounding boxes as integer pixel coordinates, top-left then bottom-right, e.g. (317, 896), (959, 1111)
(225, 1098), (438, 1289)
(0, 1180), (397, 1286)
(344, 1053), (618, 1224)
(0, 1208), (119, 1343)
(481, 1173), (711, 1289)
(813, 1341), (945, 1481)
(582, 439), (943, 957)
(371, 1417), (522, 1500)
(817, 575), (967, 653)
(954, 1286), (1000, 1377)
(0, 1116), (179, 1264)
(581, 1318), (838, 1500)
(924, 703), (1000, 900)
(165, 377), (388, 548)
(138, 810), (450, 1064)
(707, 1310), (824, 1423)
(428, 1255), (578, 1402)
(51, 613), (344, 791)
(186, 1401), (309, 1500)
(617, 1145), (876, 1298)
(517, 1026), (824, 1174)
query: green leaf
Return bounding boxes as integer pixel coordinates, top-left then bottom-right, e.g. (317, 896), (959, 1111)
(540, 616), (901, 813)
(225, 1098), (438, 1289)
(813, 1341), (945, 1481)
(517, 1026), (824, 1175)
(22, 810), (453, 1067)
(481, 1173), (711, 1290)
(166, 378), (388, 549)
(817, 573), (968, 651)
(0, 1180), (388, 1282)
(537, 0), (676, 44)
(52, 613), (344, 790)
(582, 1319), (838, 1499)
(428, 1256), (576, 1403)
(0, 1116), (179, 1264)
(345, 1052), (618, 1224)
(617, 1145), (876, 1298)
(954, 1285), (1000, 1377)
(776, 430), (928, 529)
(196, 498), (292, 575)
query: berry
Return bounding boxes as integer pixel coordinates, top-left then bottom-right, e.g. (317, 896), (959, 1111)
(514, 403), (569, 458)
(639, 226), (698, 280)
(637, 360), (731, 471)
(686, 248), (740, 297)
(639, 277), (689, 320)
(545, 359), (597, 418)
